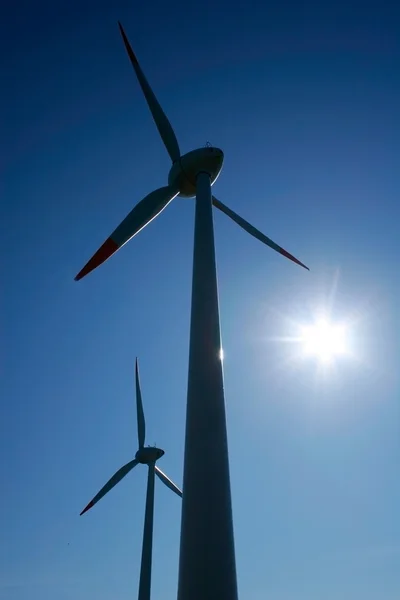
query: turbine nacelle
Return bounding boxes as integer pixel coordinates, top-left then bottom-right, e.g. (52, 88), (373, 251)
(168, 147), (224, 198)
(74, 24), (309, 283)
(136, 446), (165, 464)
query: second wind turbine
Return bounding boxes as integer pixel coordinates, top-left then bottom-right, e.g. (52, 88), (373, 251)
(80, 359), (182, 600)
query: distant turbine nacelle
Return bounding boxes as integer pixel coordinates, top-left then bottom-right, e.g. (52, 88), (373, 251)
(168, 147), (224, 198)
(136, 446), (165, 463)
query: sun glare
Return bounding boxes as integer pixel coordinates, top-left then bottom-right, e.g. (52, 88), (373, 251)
(300, 318), (347, 363)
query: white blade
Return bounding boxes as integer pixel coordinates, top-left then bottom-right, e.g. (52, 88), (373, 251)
(80, 459), (139, 515)
(118, 22), (181, 163)
(212, 196), (309, 270)
(75, 185), (179, 281)
(135, 358), (146, 448)
(155, 466), (182, 498)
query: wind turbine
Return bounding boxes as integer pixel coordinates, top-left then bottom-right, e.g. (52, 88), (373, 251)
(80, 359), (182, 600)
(75, 21), (309, 600)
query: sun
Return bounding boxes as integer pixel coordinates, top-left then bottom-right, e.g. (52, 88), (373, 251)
(299, 318), (347, 363)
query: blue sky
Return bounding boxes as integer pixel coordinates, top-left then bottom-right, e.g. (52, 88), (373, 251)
(2, 0), (400, 598)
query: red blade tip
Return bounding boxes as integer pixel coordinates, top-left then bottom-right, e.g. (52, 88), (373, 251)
(280, 248), (309, 271)
(80, 500), (94, 516)
(75, 237), (119, 281)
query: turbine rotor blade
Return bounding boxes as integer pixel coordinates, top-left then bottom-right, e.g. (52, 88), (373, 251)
(212, 196), (309, 271)
(135, 358), (146, 448)
(75, 185), (179, 281)
(80, 459), (139, 515)
(155, 466), (182, 498)
(118, 22), (181, 163)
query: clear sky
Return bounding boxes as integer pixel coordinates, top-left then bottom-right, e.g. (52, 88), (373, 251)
(2, 0), (400, 599)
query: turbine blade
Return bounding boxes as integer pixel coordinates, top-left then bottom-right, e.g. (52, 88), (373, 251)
(118, 22), (181, 163)
(212, 196), (309, 271)
(135, 358), (146, 448)
(155, 466), (182, 498)
(80, 459), (139, 515)
(75, 185), (179, 281)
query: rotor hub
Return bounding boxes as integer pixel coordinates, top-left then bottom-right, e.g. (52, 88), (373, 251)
(135, 446), (165, 464)
(168, 147), (224, 198)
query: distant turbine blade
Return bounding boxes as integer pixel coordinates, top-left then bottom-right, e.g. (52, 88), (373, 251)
(80, 459), (139, 515)
(75, 185), (179, 281)
(212, 196), (309, 271)
(135, 358), (146, 448)
(118, 22), (181, 163)
(155, 466), (182, 498)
